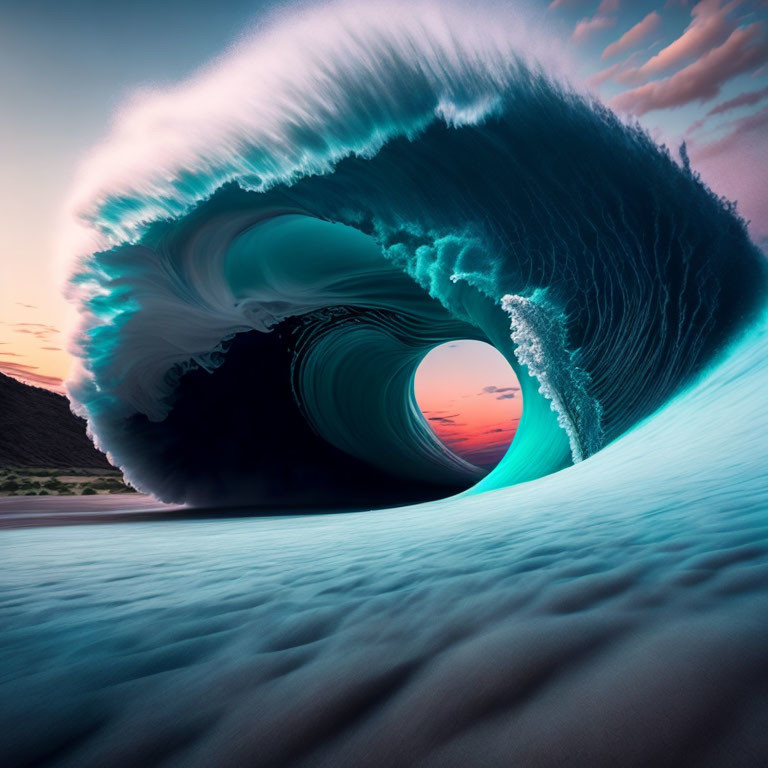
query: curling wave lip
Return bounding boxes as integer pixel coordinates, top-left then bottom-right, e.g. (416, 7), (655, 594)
(63, 2), (768, 506)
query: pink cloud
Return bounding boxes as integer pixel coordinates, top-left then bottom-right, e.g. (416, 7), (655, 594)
(617, 0), (740, 86)
(602, 12), (662, 59)
(687, 117), (708, 133)
(689, 106), (768, 240)
(693, 105), (768, 160)
(12, 322), (58, 331)
(0, 361), (64, 391)
(611, 22), (768, 115)
(10, 322), (60, 342)
(573, 14), (617, 42)
(590, 62), (623, 86)
(590, 50), (644, 87)
(572, 0), (621, 43)
(706, 84), (768, 115)
(548, 0), (583, 9)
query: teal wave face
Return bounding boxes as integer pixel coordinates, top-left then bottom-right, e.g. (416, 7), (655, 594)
(65, 7), (768, 506)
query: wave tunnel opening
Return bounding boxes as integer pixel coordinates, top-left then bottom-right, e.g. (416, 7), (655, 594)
(414, 340), (523, 473)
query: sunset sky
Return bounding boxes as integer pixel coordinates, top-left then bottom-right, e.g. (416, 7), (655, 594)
(414, 341), (523, 469)
(1, 0), (766, 466)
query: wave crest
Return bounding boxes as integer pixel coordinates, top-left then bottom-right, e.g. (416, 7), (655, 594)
(64, 2), (768, 505)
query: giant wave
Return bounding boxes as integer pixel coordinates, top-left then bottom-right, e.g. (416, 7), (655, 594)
(64, 2), (767, 507)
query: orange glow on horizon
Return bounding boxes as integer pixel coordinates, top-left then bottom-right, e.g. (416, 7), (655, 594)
(414, 340), (522, 469)
(0, 316), (68, 392)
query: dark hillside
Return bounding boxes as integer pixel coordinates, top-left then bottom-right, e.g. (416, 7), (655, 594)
(0, 373), (111, 469)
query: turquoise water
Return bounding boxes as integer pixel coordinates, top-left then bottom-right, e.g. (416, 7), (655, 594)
(3, 321), (768, 764)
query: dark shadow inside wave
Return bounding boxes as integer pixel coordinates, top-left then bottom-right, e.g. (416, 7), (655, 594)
(124, 324), (469, 508)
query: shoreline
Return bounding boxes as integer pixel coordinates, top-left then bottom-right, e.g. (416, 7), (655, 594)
(0, 495), (371, 529)
(0, 494), (180, 529)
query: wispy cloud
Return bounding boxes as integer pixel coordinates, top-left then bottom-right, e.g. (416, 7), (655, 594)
(616, 0), (741, 86)
(572, 0), (622, 42)
(573, 14), (617, 42)
(688, 83), (768, 131)
(590, 50), (644, 86)
(428, 413), (461, 425)
(598, 0), (620, 12)
(590, 61), (624, 86)
(10, 322), (60, 342)
(693, 104), (768, 161)
(548, 0), (584, 10)
(603, 11), (661, 59)
(612, 22), (768, 115)
(707, 84), (768, 115)
(12, 323), (58, 331)
(0, 361), (64, 390)
(15, 302), (37, 309)
(479, 384), (521, 400)
(689, 106), (768, 238)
